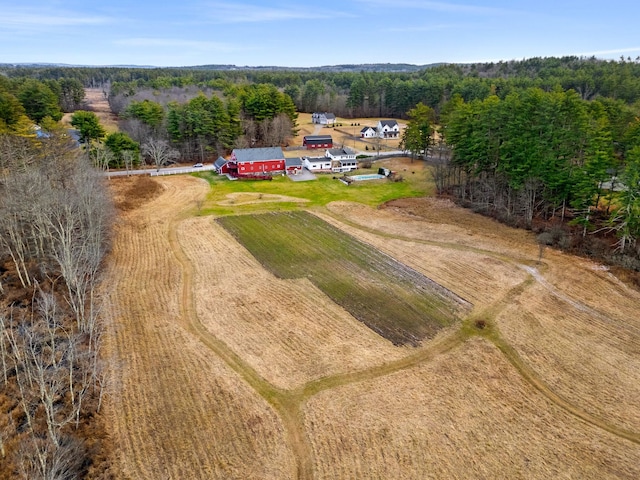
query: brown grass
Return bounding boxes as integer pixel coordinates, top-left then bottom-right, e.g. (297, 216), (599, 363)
(62, 88), (120, 133)
(102, 176), (295, 479)
(304, 338), (640, 479)
(102, 173), (640, 479)
(178, 216), (406, 390)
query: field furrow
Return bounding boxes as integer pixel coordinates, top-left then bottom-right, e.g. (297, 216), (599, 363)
(101, 168), (640, 479)
(103, 176), (295, 479)
(304, 338), (640, 479)
(496, 281), (640, 433)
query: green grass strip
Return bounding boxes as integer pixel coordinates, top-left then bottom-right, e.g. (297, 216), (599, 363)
(217, 211), (471, 346)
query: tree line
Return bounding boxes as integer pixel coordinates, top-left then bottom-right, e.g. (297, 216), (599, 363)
(0, 133), (113, 479)
(438, 88), (640, 269)
(102, 82), (298, 165)
(4, 56), (640, 119)
(0, 76), (84, 134)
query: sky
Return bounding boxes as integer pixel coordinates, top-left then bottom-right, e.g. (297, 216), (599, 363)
(1, 1), (639, 68)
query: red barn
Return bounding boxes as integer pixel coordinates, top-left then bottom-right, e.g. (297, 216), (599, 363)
(303, 135), (333, 149)
(227, 147), (286, 178)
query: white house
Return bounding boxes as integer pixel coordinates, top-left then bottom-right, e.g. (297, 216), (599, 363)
(303, 156), (332, 172)
(360, 126), (377, 138)
(312, 112), (336, 125)
(377, 120), (400, 138)
(326, 147), (358, 173)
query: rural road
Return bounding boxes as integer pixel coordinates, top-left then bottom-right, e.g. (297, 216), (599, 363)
(106, 164), (215, 177)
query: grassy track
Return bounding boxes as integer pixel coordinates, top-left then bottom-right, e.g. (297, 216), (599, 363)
(217, 211), (470, 346)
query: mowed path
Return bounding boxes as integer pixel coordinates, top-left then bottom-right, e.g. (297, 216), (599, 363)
(103, 176), (640, 479)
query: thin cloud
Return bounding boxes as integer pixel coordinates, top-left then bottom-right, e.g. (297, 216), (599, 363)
(201, 2), (347, 23)
(354, 0), (515, 16)
(1, 9), (111, 29)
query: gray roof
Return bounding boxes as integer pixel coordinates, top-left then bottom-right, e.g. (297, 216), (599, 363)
(380, 120), (399, 128)
(285, 157), (303, 167)
(361, 126), (375, 132)
(304, 135), (333, 141)
(313, 112), (336, 119)
(328, 147), (355, 156)
(214, 156), (227, 168)
(305, 156), (329, 164)
(232, 147), (285, 163)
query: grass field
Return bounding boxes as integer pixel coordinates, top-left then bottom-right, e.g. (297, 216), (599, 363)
(102, 156), (640, 479)
(217, 211), (470, 346)
(199, 157), (431, 216)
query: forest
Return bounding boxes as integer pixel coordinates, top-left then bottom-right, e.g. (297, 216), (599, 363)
(1, 55), (640, 476)
(0, 134), (113, 478)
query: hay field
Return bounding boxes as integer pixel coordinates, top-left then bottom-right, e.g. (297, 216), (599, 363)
(103, 176), (295, 479)
(177, 215), (406, 390)
(304, 337), (640, 479)
(103, 170), (640, 479)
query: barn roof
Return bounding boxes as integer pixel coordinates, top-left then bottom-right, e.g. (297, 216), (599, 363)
(214, 156), (227, 168)
(304, 135), (333, 141)
(232, 147), (285, 163)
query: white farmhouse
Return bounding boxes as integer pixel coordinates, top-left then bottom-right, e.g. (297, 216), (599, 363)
(360, 126), (377, 138)
(312, 112), (337, 125)
(377, 119), (400, 138)
(326, 147), (358, 173)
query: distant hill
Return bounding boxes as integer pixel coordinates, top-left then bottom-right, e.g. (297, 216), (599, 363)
(0, 62), (442, 73)
(184, 63), (443, 72)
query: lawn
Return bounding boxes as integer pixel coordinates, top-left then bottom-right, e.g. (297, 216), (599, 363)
(197, 157), (432, 216)
(217, 211), (471, 346)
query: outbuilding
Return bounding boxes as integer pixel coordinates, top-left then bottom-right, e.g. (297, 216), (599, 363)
(303, 156), (332, 172)
(285, 157), (304, 174)
(303, 135), (333, 149)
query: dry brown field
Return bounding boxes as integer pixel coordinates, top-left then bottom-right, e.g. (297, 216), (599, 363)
(62, 88), (119, 132)
(102, 162), (640, 479)
(289, 112), (405, 156)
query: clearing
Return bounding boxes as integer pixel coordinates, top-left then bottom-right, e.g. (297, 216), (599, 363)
(102, 158), (640, 479)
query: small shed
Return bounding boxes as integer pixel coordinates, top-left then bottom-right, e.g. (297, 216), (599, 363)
(214, 156), (228, 174)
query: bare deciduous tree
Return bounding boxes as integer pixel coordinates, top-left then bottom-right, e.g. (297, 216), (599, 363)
(141, 137), (180, 171)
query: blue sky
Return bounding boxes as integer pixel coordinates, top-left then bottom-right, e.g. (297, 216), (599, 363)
(1, 1), (639, 67)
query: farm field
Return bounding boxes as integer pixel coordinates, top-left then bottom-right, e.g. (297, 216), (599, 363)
(103, 159), (640, 479)
(217, 211), (471, 346)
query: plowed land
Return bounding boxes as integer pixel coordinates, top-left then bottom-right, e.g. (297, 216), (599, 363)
(103, 172), (640, 479)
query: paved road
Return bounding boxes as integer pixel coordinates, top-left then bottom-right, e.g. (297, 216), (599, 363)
(106, 165), (215, 177)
